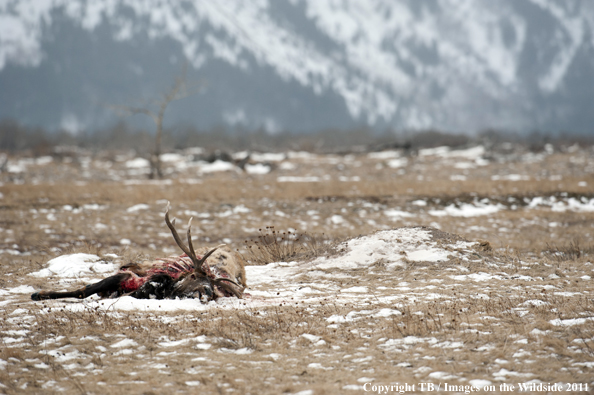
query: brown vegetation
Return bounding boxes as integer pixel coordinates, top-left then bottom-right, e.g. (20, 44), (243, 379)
(0, 139), (593, 394)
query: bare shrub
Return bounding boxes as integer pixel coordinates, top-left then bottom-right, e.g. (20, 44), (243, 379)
(243, 226), (326, 265)
(544, 239), (588, 263)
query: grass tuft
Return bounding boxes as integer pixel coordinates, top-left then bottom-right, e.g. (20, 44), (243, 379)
(544, 239), (592, 264)
(243, 226), (327, 265)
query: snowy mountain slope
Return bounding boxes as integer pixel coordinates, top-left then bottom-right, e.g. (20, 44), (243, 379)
(1, 0), (593, 133)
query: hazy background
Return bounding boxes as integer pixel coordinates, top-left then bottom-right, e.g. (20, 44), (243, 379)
(1, 0), (593, 138)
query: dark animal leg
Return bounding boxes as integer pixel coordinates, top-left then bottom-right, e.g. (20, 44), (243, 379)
(31, 273), (130, 301)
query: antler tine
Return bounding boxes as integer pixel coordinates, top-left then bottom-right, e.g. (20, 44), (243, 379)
(164, 202), (197, 260)
(165, 203), (209, 276)
(165, 203), (228, 278)
(213, 278), (244, 298)
(186, 217), (197, 261)
(195, 243), (226, 269)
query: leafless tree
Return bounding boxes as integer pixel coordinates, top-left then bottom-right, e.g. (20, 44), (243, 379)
(112, 67), (198, 178)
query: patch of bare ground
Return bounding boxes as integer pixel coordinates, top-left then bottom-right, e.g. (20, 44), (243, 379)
(1, 145), (594, 393)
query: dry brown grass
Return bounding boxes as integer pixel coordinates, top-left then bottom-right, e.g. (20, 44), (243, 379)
(2, 281), (593, 394)
(1, 147), (594, 393)
(242, 226), (329, 265)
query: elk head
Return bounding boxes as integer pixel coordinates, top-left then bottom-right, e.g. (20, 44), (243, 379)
(163, 202), (245, 300)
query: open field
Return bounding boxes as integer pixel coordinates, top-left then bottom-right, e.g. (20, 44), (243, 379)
(1, 142), (594, 394)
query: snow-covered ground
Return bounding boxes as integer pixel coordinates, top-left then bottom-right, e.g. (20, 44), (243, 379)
(1, 224), (593, 393)
(17, 227), (478, 312)
(1, 144), (593, 393)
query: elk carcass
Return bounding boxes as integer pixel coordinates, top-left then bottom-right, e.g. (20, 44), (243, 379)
(31, 203), (246, 302)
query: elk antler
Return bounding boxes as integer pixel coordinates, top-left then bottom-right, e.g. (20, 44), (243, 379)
(212, 277), (244, 298)
(196, 243), (227, 269)
(165, 202), (225, 276)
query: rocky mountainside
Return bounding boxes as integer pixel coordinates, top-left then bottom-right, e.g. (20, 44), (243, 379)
(1, 0), (593, 134)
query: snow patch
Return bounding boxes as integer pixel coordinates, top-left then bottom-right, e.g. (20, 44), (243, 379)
(429, 201), (504, 217)
(30, 254), (118, 278)
(198, 160), (238, 173)
(245, 163), (271, 175)
(549, 317), (594, 327)
(0, 285), (36, 296)
(277, 176), (321, 182)
(110, 339), (138, 348)
(126, 204), (150, 213)
(126, 158), (150, 168)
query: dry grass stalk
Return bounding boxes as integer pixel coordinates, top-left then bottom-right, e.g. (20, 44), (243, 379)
(243, 226), (326, 265)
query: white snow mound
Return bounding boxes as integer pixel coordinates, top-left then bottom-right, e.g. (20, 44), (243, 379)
(30, 253), (118, 278)
(312, 227), (473, 270)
